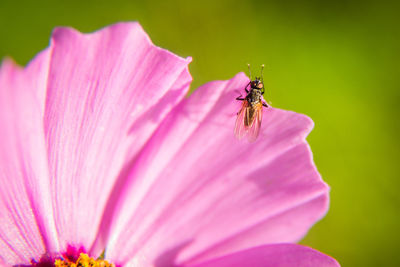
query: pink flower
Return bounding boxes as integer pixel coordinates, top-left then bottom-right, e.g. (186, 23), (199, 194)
(0, 22), (339, 267)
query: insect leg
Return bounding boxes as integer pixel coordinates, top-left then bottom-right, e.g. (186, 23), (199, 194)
(262, 102), (269, 108)
(245, 81), (251, 93)
(236, 97), (245, 101)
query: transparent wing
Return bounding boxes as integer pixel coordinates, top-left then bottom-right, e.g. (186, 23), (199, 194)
(247, 103), (263, 142)
(234, 100), (250, 140)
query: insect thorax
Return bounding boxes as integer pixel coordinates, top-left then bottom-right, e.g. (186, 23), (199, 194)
(247, 89), (263, 106)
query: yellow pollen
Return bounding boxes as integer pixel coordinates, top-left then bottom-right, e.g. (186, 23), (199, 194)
(54, 253), (115, 267)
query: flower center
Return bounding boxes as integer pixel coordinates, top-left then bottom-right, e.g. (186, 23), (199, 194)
(54, 253), (115, 267)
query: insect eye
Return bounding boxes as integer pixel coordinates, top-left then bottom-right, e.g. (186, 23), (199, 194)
(257, 83), (263, 88)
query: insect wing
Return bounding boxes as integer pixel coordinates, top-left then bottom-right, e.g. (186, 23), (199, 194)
(247, 102), (263, 142)
(234, 100), (250, 140)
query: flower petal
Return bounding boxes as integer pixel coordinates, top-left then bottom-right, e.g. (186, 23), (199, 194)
(0, 54), (58, 265)
(106, 73), (329, 266)
(43, 23), (191, 252)
(189, 244), (340, 267)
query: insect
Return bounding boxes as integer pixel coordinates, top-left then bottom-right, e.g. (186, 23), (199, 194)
(234, 64), (269, 142)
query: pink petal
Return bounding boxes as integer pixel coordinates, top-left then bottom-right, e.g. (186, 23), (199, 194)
(0, 56), (58, 265)
(43, 23), (191, 253)
(189, 244), (340, 267)
(106, 73), (330, 266)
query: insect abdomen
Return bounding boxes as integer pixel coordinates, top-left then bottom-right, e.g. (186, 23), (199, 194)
(244, 107), (256, 127)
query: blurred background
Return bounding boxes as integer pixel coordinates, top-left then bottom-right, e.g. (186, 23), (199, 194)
(1, 0), (399, 266)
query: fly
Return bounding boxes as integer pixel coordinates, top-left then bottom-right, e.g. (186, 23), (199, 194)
(234, 64), (269, 142)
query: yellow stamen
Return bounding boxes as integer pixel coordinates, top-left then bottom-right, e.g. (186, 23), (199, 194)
(54, 253), (115, 267)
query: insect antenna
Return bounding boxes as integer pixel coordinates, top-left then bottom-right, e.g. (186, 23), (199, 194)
(260, 64), (265, 84)
(248, 63), (252, 80)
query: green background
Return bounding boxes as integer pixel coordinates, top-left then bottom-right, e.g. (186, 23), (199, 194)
(1, 0), (399, 266)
